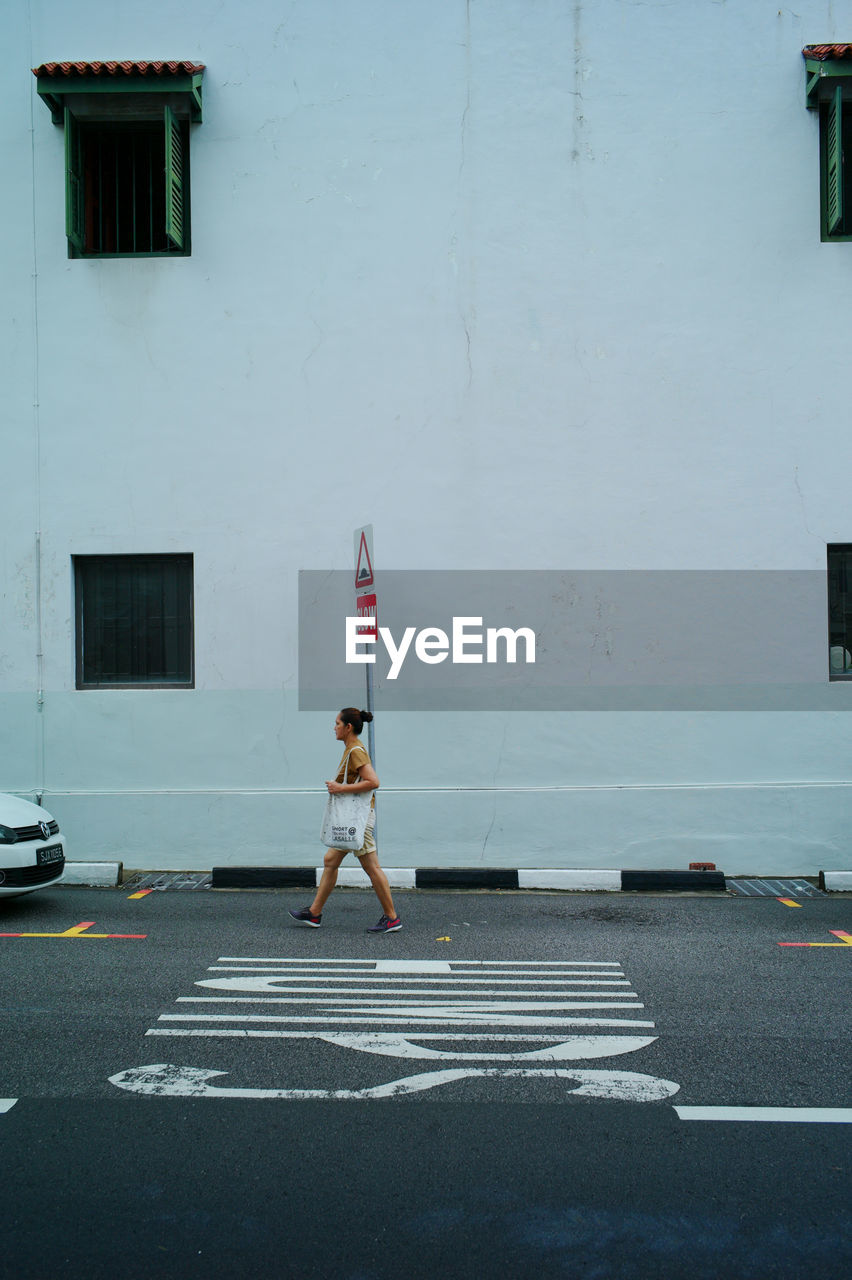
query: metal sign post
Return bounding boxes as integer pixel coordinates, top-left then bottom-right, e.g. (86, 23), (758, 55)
(353, 525), (376, 765)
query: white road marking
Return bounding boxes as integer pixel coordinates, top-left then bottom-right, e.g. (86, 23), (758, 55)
(114, 957), (673, 1102)
(675, 1106), (852, 1124)
(191, 983), (641, 1004)
(109, 1063), (680, 1102)
(0, 1099), (17, 1113)
(201, 982), (632, 992)
(205, 962), (629, 983)
(161, 1011), (644, 1028)
(145, 1030), (657, 1059)
(216, 958), (624, 967)
(178, 997), (652, 1020)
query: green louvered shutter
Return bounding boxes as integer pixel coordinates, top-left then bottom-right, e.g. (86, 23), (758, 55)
(64, 107), (84, 254)
(164, 106), (184, 250)
(827, 86), (844, 236)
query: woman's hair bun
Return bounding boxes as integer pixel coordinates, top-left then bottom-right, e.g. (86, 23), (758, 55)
(360, 710), (374, 723)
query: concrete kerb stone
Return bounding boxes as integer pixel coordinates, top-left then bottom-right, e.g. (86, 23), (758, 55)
(518, 869), (622, 892)
(819, 870), (852, 892)
(61, 861), (123, 887)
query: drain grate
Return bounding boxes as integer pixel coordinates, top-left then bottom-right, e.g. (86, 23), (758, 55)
(728, 878), (824, 898)
(122, 871), (212, 892)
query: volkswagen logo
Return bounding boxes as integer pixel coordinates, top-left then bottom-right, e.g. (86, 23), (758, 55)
(39, 821), (51, 840)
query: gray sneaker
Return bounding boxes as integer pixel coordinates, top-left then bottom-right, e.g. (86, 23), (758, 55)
(288, 906), (322, 928)
(366, 914), (402, 933)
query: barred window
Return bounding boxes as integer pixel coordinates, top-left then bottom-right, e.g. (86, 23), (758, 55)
(74, 555), (194, 689)
(33, 61), (202, 259)
(65, 109), (187, 256)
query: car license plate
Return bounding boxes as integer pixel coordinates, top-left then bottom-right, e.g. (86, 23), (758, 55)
(37, 844), (63, 866)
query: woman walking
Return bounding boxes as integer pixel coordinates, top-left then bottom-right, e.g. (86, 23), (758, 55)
(289, 708), (402, 933)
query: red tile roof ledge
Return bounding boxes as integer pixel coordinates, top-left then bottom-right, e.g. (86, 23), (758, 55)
(32, 61), (205, 77)
(802, 44), (852, 60)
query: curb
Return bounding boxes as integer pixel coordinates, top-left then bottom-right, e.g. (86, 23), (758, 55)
(621, 869), (726, 891)
(210, 866), (727, 892)
(61, 861), (123, 887)
(819, 870), (852, 892)
(60, 862), (852, 892)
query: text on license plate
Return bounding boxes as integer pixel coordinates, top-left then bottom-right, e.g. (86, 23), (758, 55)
(37, 845), (63, 866)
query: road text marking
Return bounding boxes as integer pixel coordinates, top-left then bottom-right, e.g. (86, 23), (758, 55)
(111, 1063), (679, 1103)
(117, 956), (677, 1103)
(0, 1099), (17, 1114)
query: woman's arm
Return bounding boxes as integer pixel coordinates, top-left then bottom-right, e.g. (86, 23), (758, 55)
(326, 761), (380, 795)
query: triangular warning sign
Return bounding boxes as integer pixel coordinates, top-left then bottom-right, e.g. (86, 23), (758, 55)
(355, 532), (374, 587)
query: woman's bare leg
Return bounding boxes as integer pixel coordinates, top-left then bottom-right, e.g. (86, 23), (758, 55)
(311, 848), (347, 915)
(358, 851), (397, 919)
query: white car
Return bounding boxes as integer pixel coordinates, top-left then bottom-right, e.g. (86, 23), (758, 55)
(0, 794), (66, 897)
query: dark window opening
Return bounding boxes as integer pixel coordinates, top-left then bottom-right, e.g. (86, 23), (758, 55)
(82, 122), (168, 255)
(65, 107), (188, 258)
(827, 545), (852, 677)
(75, 554), (194, 689)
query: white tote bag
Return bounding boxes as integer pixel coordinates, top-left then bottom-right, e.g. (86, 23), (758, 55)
(320, 748), (373, 850)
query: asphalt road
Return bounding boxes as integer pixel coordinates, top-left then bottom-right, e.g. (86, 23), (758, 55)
(1, 884), (850, 1279)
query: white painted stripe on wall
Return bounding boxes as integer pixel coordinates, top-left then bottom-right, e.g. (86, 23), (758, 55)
(675, 1106), (852, 1124)
(517, 869), (622, 891)
(0, 1099), (17, 1113)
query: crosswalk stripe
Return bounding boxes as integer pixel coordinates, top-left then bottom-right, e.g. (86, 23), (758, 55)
(202, 967), (626, 977)
(167, 1006), (653, 1025)
(191, 992), (637, 1006)
(159, 1011), (644, 1027)
(180, 997), (640, 1011)
(216, 962), (621, 967)
(189, 985), (632, 997)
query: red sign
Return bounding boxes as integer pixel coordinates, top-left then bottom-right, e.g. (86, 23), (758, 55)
(356, 592), (377, 638)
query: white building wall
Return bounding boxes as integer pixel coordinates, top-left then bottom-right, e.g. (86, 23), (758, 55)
(3, 0), (851, 873)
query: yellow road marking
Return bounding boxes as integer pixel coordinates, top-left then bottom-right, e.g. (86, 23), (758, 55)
(0, 920), (146, 940)
(779, 929), (852, 948)
(777, 898), (802, 908)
